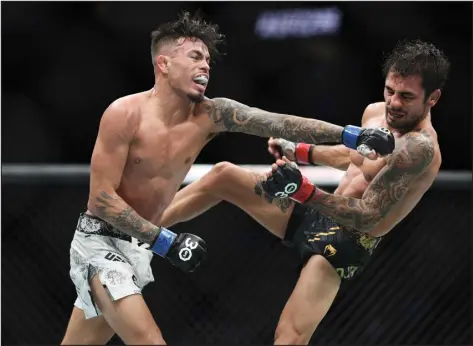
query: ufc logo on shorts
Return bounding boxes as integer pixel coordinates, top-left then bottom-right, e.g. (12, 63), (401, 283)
(104, 252), (126, 263)
(179, 238), (199, 261)
(274, 183), (298, 198)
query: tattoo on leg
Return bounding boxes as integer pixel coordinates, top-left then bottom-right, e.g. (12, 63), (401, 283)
(253, 177), (292, 213)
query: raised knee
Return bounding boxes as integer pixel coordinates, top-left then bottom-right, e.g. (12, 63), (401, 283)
(274, 322), (311, 345)
(210, 161), (236, 175)
(205, 161), (238, 187)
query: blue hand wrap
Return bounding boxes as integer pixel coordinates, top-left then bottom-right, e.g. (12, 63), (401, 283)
(151, 227), (177, 257)
(342, 125), (362, 150)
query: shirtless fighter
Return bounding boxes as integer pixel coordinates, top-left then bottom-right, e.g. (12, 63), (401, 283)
(60, 12), (394, 345)
(159, 39), (450, 344)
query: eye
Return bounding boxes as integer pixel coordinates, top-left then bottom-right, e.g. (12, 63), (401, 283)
(385, 88), (394, 95)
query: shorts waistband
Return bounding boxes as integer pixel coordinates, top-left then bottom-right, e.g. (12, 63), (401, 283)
(76, 213), (132, 242)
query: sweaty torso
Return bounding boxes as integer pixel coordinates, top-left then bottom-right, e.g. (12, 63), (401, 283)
(334, 102), (442, 237)
(109, 91), (215, 225)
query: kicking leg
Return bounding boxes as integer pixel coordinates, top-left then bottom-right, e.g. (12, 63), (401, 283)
(161, 161), (294, 239)
(273, 255), (341, 345)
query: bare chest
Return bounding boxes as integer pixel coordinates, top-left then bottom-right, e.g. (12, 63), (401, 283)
(125, 116), (212, 181)
(348, 151), (387, 182)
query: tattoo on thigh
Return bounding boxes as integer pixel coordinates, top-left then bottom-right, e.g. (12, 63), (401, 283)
(253, 175), (292, 213)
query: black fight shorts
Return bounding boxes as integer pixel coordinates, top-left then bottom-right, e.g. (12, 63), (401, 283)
(284, 204), (383, 280)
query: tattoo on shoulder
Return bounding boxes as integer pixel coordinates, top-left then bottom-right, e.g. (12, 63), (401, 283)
(252, 174), (293, 213)
(360, 130), (435, 219)
(304, 129), (436, 232)
(389, 131), (435, 173)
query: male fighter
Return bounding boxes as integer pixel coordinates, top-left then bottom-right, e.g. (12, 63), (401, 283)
(160, 39), (449, 344)
(60, 12), (394, 345)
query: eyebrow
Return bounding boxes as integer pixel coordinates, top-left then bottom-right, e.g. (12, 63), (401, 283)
(385, 85), (416, 97)
(189, 49), (210, 61)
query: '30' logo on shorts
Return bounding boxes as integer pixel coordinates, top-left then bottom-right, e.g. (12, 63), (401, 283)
(274, 182), (298, 198)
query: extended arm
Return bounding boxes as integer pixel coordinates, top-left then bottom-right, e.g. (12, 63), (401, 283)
(266, 103), (384, 170)
(203, 98), (395, 157)
(269, 137), (351, 170)
(309, 145), (351, 170)
(207, 98), (344, 144)
(262, 131), (435, 233)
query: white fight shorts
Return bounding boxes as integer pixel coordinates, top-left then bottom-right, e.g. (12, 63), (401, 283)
(69, 213), (154, 319)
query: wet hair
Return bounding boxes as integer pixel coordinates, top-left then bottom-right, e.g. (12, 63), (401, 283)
(383, 39), (450, 99)
(150, 11), (225, 65)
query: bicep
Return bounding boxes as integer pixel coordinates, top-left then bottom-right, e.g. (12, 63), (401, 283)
(89, 104), (136, 194)
(362, 132), (435, 213)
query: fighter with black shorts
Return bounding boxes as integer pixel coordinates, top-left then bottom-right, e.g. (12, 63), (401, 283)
(160, 40), (449, 344)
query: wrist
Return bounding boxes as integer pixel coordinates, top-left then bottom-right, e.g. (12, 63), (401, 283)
(342, 125), (362, 150)
(291, 175), (316, 203)
(151, 227), (177, 257)
(295, 143), (315, 165)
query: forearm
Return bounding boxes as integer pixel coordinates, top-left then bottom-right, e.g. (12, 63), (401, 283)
(310, 145), (351, 170)
(210, 98), (344, 144)
(89, 190), (161, 244)
(304, 190), (381, 232)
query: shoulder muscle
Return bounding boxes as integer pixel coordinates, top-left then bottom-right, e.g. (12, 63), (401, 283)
(388, 131), (435, 175)
(361, 102), (385, 126)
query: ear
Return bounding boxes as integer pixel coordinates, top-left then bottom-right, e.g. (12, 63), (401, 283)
(427, 89), (441, 107)
(156, 55), (170, 75)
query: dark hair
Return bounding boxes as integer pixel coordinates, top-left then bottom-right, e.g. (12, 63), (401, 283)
(383, 39), (450, 99)
(150, 11), (225, 65)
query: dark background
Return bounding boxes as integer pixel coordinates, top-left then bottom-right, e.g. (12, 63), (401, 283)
(1, 2), (472, 345)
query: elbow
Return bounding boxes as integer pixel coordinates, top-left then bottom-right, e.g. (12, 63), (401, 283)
(87, 195), (101, 217)
(87, 187), (116, 217)
(358, 213), (382, 233)
(356, 203), (383, 233)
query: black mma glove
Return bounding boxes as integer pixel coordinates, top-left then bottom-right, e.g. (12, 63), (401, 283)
(342, 125), (395, 156)
(261, 161), (317, 204)
(151, 228), (207, 273)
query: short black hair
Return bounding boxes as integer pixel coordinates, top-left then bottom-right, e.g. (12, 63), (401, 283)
(150, 11), (225, 65)
(383, 39), (450, 98)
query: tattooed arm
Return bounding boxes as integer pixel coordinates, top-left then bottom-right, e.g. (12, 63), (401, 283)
(87, 102), (161, 244)
(304, 131), (435, 232)
(205, 98), (345, 144)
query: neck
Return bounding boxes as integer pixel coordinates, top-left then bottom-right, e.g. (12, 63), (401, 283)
(151, 78), (194, 125)
(391, 112), (432, 136)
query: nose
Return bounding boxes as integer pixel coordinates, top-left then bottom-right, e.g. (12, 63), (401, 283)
(389, 93), (403, 108)
(200, 60), (210, 73)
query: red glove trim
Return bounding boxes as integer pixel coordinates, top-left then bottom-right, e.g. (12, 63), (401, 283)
(295, 143), (311, 165)
(291, 175), (315, 203)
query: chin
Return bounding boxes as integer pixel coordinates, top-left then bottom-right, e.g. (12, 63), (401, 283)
(188, 92), (205, 103)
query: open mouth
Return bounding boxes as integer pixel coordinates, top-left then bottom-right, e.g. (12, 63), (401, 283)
(193, 75), (208, 87)
(388, 111), (404, 119)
